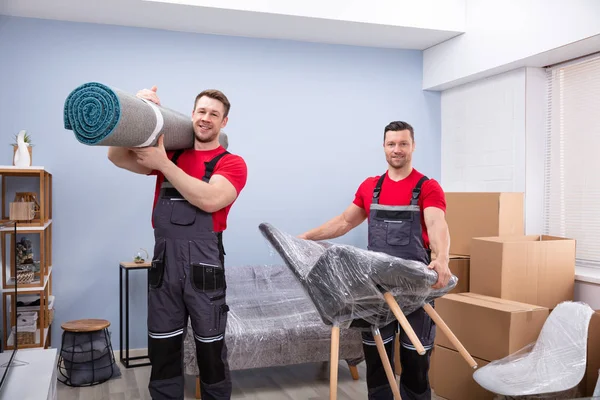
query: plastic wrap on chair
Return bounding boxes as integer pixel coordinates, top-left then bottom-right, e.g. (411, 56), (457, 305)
(258, 222), (458, 330)
(473, 301), (594, 399)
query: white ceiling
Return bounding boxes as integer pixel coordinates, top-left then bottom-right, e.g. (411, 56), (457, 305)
(0, 0), (464, 50)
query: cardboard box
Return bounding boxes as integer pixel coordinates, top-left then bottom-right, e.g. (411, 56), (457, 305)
(448, 255), (470, 294)
(430, 345), (493, 400)
(445, 192), (524, 256)
(470, 235), (575, 309)
(434, 293), (549, 362)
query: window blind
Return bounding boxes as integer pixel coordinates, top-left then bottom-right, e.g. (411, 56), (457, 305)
(544, 53), (600, 269)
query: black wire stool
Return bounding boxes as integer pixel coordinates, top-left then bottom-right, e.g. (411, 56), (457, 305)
(57, 319), (120, 387)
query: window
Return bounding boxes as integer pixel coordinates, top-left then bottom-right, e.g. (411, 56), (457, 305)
(544, 53), (600, 269)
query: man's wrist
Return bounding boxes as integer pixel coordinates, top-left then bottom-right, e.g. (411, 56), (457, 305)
(159, 157), (175, 174)
(432, 252), (449, 264)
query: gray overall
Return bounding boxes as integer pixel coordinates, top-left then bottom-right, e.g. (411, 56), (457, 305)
(147, 150), (232, 400)
(362, 173), (435, 400)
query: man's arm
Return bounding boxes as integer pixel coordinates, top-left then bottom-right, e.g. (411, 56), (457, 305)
(161, 161), (238, 213)
(107, 147), (153, 175)
(299, 203), (367, 241)
(424, 206), (451, 288)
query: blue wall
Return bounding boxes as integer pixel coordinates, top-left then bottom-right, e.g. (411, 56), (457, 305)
(0, 15), (441, 349)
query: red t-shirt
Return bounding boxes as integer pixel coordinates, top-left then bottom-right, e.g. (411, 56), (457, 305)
(353, 168), (446, 249)
(149, 146), (247, 232)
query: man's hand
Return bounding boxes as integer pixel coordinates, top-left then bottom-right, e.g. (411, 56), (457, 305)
(136, 85), (161, 106)
(131, 135), (169, 171)
(428, 257), (451, 289)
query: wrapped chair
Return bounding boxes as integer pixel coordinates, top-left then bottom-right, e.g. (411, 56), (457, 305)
(473, 301), (595, 399)
(259, 222), (477, 400)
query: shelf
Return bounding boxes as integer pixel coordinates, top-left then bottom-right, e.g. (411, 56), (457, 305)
(6, 326), (50, 349)
(0, 219), (51, 232)
(0, 166), (49, 174)
(7, 295), (55, 313)
(2, 266), (52, 293)
(1, 166), (53, 350)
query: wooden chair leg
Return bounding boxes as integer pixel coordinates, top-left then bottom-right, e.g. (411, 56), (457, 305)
(372, 327), (401, 400)
(347, 362), (359, 380)
(422, 303), (478, 369)
(196, 375), (201, 399)
(383, 292), (426, 355)
(330, 324), (340, 400)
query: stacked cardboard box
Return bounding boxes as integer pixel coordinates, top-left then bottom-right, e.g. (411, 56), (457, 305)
(430, 192), (581, 399)
(444, 192), (525, 295)
(430, 293), (549, 399)
(444, 191), (576, 307)
(470, 235), (575, 309)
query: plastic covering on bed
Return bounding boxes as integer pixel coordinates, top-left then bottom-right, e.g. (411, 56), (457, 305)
(258, 222), (458, 330)
(473, 301), (594, 399)
(183, 263), (364, 373)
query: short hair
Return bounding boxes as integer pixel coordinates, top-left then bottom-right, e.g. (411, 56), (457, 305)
(194, 89), (231, 118)
(384, 121), (414, 142)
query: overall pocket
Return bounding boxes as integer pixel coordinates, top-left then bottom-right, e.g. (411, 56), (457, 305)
(368, 220), (388, 249)
(386, 220), (412, 246)
(190, 262), (226, 292)
(209, 294), (229, 333)
(170, 200), (197, 226)
(148, 239), (166, 289)
(188, 238), (225, 292)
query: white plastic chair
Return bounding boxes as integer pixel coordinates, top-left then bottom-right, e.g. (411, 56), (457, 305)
(473, 301), (594, 398)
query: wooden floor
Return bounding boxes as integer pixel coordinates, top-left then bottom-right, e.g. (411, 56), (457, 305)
(57, 361), (443, 399)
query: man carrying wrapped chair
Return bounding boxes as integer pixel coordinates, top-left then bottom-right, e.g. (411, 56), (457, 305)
(299, 121), (451, 400)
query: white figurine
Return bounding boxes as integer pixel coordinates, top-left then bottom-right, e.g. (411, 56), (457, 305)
(13, 130), (31, 168)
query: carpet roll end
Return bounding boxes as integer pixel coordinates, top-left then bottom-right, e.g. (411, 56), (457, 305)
(63, 81), (195, 151)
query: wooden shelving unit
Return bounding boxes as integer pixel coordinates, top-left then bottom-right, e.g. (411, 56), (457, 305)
(0, 166), (53, 350)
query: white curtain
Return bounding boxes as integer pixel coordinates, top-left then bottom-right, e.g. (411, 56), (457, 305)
(544, 53), (600, 269)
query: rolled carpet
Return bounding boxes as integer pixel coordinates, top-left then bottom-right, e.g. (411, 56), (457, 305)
(63, 82), (194, 150)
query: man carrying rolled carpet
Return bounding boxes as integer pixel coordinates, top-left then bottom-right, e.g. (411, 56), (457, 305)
(108, 86), (247, 400)
(299, 121), (451, 400)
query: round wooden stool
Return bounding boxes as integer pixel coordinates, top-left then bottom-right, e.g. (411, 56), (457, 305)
(57, 318), (120, 387)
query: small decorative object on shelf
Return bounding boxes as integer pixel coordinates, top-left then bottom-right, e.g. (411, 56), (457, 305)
(134, 248), (149, 264)
(16, 265), (34, 284)
(16, 237), (34, 264)
(10, 192), (40, 222)
(11, 130), (33, 167)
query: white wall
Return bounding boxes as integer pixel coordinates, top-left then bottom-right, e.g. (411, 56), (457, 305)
(440, 66), (600, 307)
(424, 0), (600, 90)
(441, 68), (526, 193)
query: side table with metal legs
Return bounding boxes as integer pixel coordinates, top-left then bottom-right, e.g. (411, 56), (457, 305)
(119, 261), (152, 368)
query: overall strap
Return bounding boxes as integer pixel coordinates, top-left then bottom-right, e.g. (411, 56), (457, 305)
(202, 151), (230, 183)
(372, 173), (387, 205)
(171, 149), (184, 166)
(411, 176), (429, 206)
(162, 149), (185, 186)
